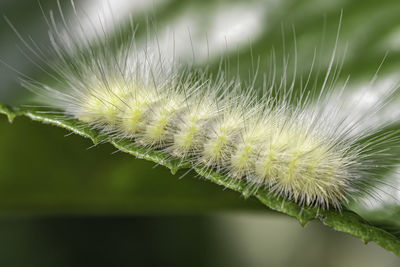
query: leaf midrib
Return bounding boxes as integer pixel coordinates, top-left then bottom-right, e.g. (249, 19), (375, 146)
(1, 102), (400, 256)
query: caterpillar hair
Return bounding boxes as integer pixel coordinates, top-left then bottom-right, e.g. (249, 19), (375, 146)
(8, 1), (400, 210)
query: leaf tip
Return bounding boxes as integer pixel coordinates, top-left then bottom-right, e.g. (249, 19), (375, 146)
(170, 167), (179, 175)
(299, 219), (309, 227)
(6, 113), (16, 123)
(0, 103), (17, 123)
(242, 188), (252, 198)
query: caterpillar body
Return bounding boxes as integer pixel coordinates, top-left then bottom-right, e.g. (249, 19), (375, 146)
(12, 3), (400, 210)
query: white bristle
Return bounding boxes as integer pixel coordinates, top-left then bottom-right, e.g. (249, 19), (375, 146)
(15, 2), (400, 210)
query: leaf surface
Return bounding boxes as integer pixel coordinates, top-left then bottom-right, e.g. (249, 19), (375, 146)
(1, 102), (400, 256)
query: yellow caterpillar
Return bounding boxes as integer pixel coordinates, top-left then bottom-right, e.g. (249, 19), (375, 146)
(12, 3), (400, 210)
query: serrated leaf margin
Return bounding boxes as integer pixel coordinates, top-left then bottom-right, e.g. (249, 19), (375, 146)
(1, 102), (400, 256)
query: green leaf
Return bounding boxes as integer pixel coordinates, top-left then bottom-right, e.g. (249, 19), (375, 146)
(1, 102), (400, 256)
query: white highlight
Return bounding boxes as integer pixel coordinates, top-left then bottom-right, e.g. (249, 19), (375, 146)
(155, 2), (266, 62)
(382, 26), (400, 52)
(71, 0), (168, 41)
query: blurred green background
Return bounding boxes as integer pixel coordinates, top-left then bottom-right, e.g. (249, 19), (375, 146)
(1, 0), (400, 266)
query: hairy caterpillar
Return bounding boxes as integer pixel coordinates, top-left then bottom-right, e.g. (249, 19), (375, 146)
(7, 2), (400, 211)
